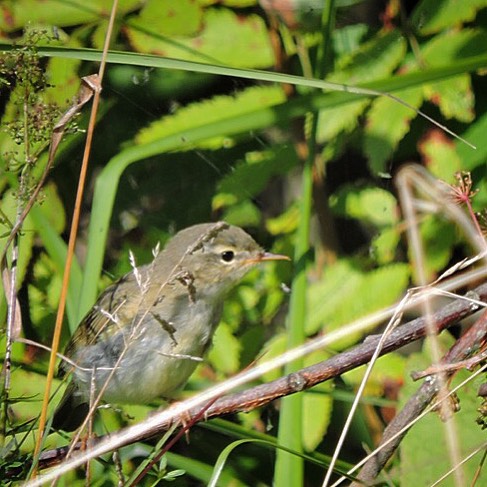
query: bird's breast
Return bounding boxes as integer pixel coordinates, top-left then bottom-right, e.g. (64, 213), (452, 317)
(71, 296), (222, 404)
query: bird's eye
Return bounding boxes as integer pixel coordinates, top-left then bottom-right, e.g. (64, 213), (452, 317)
(221, 250), (235, 263)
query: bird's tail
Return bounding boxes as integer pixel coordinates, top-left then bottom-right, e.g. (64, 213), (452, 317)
(51, 382), (89, 432)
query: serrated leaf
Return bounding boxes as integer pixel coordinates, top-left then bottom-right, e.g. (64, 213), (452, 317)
(126, 7), (275, 68)
(421, 28), (487, 66)
(419, 129), (462, 181)
(331, 30), (407, 85)
(316, 99), (369, 142)
(214, 147), (297, 208)
(307, 260), (410, 347)
(424, 75), (474, 123)
(135, 85), (286, 149)
(364, 86), (424, 174)
(317, 29), (407, 142)
(411, 0), (487, 35)
(330, 186), (399, 227)
(417, 28), (483, 123)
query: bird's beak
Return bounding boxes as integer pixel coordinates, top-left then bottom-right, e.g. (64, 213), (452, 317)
(248, 252), (291, 264)
(261, 252), (291, 262)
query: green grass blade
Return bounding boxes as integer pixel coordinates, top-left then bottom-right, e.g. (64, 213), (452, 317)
(274, 2), (336, 485)
(29, 206), (82, 330)
(0, 44), (483, 95)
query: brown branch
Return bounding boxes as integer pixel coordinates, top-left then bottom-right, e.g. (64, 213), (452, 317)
(354, 304), (487, 486)
(29, 281), (487, 472)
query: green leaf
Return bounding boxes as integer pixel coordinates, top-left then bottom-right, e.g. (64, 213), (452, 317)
(330, 186), (399, 227)
(413, 215), (456, 282)
(456, 110), (487, 171)
(208, 322), (242, 375)
(342, 352), (406, 397)
(421, 28), (487, 66)
(330, 30), (407, 85)
(302, 386), (333, 452)
(371, 227), (401, 265)
(471, 177), (487, 210)
(222, 0), (257, 6)
(45, 44), (83, 105)
(302, 350), (334, 452)
(259, 337), (333, 452)
(306, 260), (410, 346)
(316, 99), (369, 142)
(332, 24), (368, 57)
(126, 7), (275, 68)
(259, 333), (287, 382)
(424, 75), (474, 123)
(411, 0), (487, 35)
(317, 29), (407, 141)
(208, 439), (263, 487)
(214, 146), (298, 207)
(28, 183), (81, 329)
(266, 205), (300, 235)
(418, 29), (485, 123)
(165, 450), (239, 486)
(23, 40), (487, 89)
(418, 130), (462, 182)
(364, 86), (424, 174)
(0, 0), (141, 32)
(136, 85), (286, 150)
(220, 200), (261, 227)
(134, 0), (203, 37)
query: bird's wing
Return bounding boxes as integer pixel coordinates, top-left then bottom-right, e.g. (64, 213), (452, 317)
(59, 267), (153, 377)
(58, 245), (198, 378)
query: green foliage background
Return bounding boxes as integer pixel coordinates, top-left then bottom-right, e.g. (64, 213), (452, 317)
(1, 0), (487, 485)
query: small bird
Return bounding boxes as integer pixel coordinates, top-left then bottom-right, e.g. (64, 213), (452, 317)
(52, 222), (289, 431)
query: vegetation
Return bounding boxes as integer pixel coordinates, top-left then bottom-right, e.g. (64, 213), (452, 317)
(0, 0), (486, 485)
